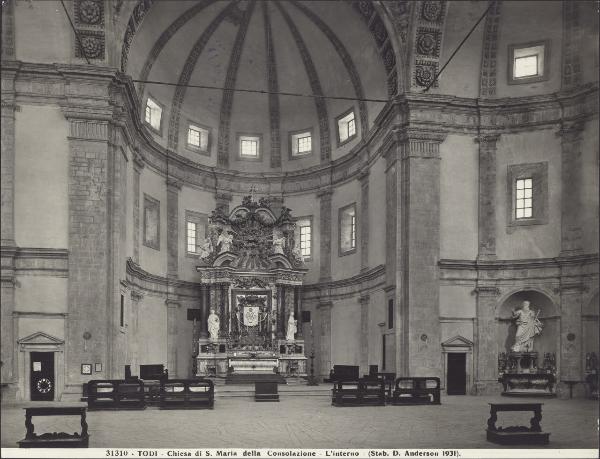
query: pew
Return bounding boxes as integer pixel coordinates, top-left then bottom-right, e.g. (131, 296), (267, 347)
(159, 379), (214, 409)
(391, 377), (441, 405)
(87, 379), (146, 410)
(331, 378), (386, 406)
(324, 365), (360, 383)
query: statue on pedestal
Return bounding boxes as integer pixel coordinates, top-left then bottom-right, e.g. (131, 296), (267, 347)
(217, 229), (234, 253)
(273, 230), (286, 255)
(286, 313), (297, 341)
(511, 300), (543, 352)
(208, 308), (220, 341)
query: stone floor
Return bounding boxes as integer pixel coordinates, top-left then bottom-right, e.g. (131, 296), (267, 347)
(1, 394), (598, 449)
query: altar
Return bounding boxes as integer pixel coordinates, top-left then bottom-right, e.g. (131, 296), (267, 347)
(193, 196), (308, 383)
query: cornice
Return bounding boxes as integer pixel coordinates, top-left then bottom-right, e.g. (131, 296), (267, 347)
(439, 253), (599, 271)
(6, 62), (599, 195)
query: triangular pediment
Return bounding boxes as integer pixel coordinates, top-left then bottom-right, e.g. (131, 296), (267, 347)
(442, 335), (473, 348)
(18, 331), (64, 345)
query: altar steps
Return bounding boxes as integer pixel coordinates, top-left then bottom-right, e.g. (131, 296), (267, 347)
(214, 382), (331, 398)
(225, 373), (286, 385)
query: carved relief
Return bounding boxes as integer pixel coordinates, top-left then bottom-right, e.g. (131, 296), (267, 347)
(75, 0), (104, 26)
(121, 0), (156, 71)
(421, 1), (445, 23)
(562, 1), (582, 88)
(75, 30), (105, 59)
(480, 1), (502, 97)
(414, 60), (438, 87)
(416, 28), (441, 58)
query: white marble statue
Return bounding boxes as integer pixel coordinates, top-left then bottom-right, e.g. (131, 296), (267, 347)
(207, 307), (220, 341)
(286, 313), (297, 341)
(511, 300), (543, 352)
(198, 237), (213, 259)
(273, 231), (285, 254)
(217, 230), (234, 253)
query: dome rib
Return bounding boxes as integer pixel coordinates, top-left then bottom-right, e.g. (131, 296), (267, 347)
(217, 1), (257, 168)
(263, 3), (281, 169)
(137, 0), (218, 99)
(275, 2), (331, 164)
(290, 1), (369, 137)
(166, 1), (237, 151)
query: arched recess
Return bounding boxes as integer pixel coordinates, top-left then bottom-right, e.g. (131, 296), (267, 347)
(496, 289), (559, 362)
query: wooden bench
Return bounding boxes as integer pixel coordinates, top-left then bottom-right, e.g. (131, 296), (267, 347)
(160, 379), (214, 409)
(18, 406), (89, 448)
(391, 377), (441, 405)
(87, 379), (146, 410)
(486, 402), (550, 445)
(324, 365), (359, 383)
(331, 378), (386, 406)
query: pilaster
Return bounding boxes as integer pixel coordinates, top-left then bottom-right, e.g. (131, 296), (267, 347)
(474, 286), (500, 394)
(358, 170), (370, 272)
(317, 301), (333, 378)
(557, 121), (585, 256)
(317, 188), (333, 282)
(396, 129), (445, 378)
(165, 299), (180, 377)
(199, 285), (210, 339)
(476, 134), (501, 261)
(130, 290), (143, 374)
(557, 282), (585, 382)
(358, 294), (370, 375)
(132, 151), (144, 264)
(166, 177), (182, 279)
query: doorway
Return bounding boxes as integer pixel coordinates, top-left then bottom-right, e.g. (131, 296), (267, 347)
(447, 352), (466, 395)
(30, 352), (55, 401)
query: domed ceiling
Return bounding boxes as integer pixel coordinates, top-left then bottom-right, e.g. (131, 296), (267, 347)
(124, 0), (392, 173)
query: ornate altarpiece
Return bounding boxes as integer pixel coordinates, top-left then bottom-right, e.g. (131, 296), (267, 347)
(194, 196), (307, 380)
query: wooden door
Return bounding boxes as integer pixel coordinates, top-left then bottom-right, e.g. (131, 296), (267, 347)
(30, 352), (55, 401)
(447, 353), (466, 395)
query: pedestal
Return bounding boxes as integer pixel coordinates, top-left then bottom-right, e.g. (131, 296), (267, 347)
(499, 352), (556, 397)
(196, 339), (228, 377)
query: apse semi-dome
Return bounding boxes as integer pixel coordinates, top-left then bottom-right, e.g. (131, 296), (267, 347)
(124, 0), (390, 173)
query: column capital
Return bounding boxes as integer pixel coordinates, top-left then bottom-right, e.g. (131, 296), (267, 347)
(165, 299), (181, 308)
(358, 294), (370, 305)
(132, 150), (145, 172)
(215, 191), (232, 202)
(472, 286), (500, 297)
(316, 187), (333, 199)
(130, 290), (143, 302)
(398, 128), (447, 145)
(357, 169), (370, 184)
(317, 301), (333, 310)
(556, 120), (585, 139)
(166, 177), (183, 191)
(474, 133), (501, 145)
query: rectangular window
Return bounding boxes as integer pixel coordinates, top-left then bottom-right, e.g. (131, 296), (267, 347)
(509, 41), (549, 84)
(336, 109), (357, 145)
(144, 97), (162, 132)
(295, 217), (312, 259)
(185, 210), (208, 256)
(187, 123), (210, 152)
(239, 136), (260, 158)
(289, 129), (313, 158)
(339, 203), (357, 255)
(388, 299), (394, 329)
(515, 178), (533, 219)
(120, 294), (125, 327)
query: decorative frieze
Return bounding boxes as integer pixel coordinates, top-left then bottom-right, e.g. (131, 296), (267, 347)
(75, 0), (104, 27)
(562, 1), (582, 89)
(358, 170), (370, 271)
(121, 0), (155, 71)
(166, 178), (181, 279)
(1, 0), (15, 60)
(317, 188), (333, 281)
(73, 0), (106, 62)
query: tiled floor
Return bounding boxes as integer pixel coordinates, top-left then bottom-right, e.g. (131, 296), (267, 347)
(1, 394), (598, 449)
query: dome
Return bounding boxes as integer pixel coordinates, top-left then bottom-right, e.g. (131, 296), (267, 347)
(124, 0), (391, 173)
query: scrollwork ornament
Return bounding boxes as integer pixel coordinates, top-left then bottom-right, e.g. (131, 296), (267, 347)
(415, 61), (437, 87)
(416, 30), (440, 57)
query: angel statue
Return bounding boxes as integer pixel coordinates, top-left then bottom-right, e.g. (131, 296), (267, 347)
(511, 300), (543, 352)
(217, 230), (234, 253)
(273, 230), (286, 254)
(197, 237), (213, 259)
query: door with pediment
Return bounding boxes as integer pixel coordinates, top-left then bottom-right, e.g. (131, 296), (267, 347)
(30, 352), (55, 401)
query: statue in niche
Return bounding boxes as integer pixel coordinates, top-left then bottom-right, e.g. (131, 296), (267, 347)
(217, 229), (234, 253)
(286, 312), (297, 341)
(273, 229), (286, 254)
(208, 307), (220, 341)
(511, 300), (543, 352)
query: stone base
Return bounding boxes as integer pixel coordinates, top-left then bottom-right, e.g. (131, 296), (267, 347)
(499, 373), (556, 397)
(474, 380), (501, 395)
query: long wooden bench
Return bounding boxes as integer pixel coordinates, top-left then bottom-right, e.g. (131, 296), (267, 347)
(159, 379), (214, 409)
(391, 377), (441, 405)
(331, 378), (386, 406)
(87, 379), (146, 410)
